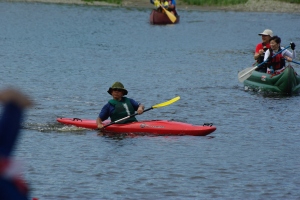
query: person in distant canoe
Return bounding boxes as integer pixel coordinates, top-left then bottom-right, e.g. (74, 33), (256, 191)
(264, 36), (296, 75)
(166, 0), (177, 15)
(150, 0), (169, 12)
(254, 29), (273, 72)
(96, 82), (144, 129)
(0, 88), (33, 200)
(150, 0), (177, 15)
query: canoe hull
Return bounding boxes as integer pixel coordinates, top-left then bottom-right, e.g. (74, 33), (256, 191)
(149, 9), (180, 25)
(57, 118), (216, 136)
(244, 65), (300, 94)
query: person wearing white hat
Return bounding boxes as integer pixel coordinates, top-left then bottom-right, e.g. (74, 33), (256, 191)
(254, 29), (273, 72)
(96, 82), (144, 129)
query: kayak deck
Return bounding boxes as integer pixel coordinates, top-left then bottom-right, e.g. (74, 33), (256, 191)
(57, 118), (216, 136)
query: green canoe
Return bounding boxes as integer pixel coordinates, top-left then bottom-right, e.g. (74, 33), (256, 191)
(243, 65), (300, 94)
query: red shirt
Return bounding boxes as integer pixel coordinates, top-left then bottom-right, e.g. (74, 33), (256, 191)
(255, 43), (270, 53)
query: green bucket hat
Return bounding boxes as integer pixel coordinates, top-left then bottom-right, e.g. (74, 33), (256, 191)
(107, 82), (128, 95)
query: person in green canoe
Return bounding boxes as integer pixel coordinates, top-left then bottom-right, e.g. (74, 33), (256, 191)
(264, 36), (296, 75)
(254, 29), (273, 72)
(96, 82), (144, 129)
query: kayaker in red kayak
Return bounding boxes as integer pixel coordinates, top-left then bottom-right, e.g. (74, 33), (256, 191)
(96, 82), (144, 129)
(0, 88), (33, 200)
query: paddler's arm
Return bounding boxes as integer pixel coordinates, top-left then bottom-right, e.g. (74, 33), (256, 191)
(96, 103), (111, 129)
(137, 104), (145, 115)
(96, 117), (104, 129)
(254, 51), (263, 60)
(0, 88), (33, 157)
(254, 43), (265, 61)
(130, 98), (144, 115)
(284, 43), (296, 61)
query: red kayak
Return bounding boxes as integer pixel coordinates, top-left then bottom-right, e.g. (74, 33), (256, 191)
(57, 118), (216, 136)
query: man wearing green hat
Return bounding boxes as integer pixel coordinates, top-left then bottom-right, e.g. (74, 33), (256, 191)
(96, 82), (144, 129)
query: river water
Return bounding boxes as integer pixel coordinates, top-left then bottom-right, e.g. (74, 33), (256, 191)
(1, 1), (300, 199)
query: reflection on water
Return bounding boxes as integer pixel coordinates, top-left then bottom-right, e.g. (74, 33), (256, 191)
(1, 1), (300, 199)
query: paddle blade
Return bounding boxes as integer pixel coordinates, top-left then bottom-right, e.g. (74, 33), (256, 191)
(238, 67), (257, 83)
(164, 9), (176, 23)
(152, 96), (180, 108)
(160, 4), (176, 23)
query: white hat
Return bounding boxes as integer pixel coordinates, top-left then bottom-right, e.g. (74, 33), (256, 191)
(258, 29), (273, 37)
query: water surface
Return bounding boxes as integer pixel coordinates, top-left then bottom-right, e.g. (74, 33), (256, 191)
(1, 2), (300, 199)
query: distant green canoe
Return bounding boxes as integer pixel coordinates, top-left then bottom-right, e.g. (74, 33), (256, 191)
(244, 65), (300, 94)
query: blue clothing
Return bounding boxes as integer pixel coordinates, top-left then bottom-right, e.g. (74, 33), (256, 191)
(98, 98), (140, 121)
(0, 179), (29, 200)
(0, 102), (29, 200)
(0, 103), (23, 157)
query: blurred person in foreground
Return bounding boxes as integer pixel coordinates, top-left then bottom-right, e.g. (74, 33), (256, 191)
(0, 88), (33, 200)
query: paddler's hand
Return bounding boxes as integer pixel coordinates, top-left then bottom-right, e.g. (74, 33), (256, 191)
(290, 42), (296, 50)
(285, 56), (293, 62)
(154, 0), (160, 7)
(137, 107), (144, 115)
(97, 123), (104, 129)
(258, 49), (264, 55)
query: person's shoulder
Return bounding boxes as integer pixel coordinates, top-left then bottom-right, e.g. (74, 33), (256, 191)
(122, 97), (136, 104)
(127, 97), (137, 101)
(128, 98), (139, 104)
(104, 101), (113, 107)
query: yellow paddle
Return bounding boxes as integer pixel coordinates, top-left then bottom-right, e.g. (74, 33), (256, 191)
(101, 96), (180, 129)
(159, 2), (176, 23)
